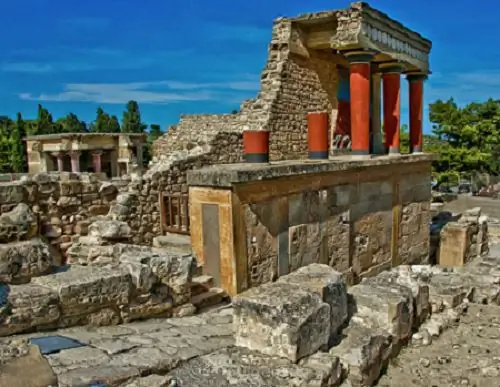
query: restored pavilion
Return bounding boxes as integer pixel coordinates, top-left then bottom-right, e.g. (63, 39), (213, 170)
(24, 133), (147, 177)
(292, 2), (431, 155)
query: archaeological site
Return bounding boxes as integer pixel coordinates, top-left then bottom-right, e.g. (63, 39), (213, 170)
(1, 2), (498, 387)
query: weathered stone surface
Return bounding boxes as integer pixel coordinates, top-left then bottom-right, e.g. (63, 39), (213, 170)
(0, 283), (60, 336)
(88, 220), (132, 242)
(168, 346), (334, 387)
(0, 238), (53, 284)
(0, 203), (38, 243)
(232, 281), (330, 363)
(31, 265), (130, 320)
(277, 263), (348, 338)
(330, 321), (393, 386)
(348, 281), (414, 345)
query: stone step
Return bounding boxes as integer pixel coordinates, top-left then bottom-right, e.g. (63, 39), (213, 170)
(190, 275), (214, 297)
(191, 287), (230, 312)
(152, 233), (192, 255)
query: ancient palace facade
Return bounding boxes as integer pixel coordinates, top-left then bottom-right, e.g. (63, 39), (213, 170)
(25, 133), (147, 177)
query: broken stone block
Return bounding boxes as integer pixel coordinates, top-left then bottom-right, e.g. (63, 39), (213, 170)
(88, 220), (131, 242)
(277, 263), (348, 337)
(372, 267), (430, 328)
(149, 252), (197, 305)
(348, 282), (413, 345)
(119, 253), (156, 294)
(0, 203), (38, 243)
(0, 283), (60, 336)
(0, 238), (53, 284)
(330, 320), (393, 386)
(232, 282), (330, 363)
(32, 265), (131, 319)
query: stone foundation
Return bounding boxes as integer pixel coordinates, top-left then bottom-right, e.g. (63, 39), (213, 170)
(187, 154), (433, 295)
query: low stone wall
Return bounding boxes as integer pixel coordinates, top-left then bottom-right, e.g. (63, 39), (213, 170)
(188, 154), (433, 295)
(0, 249), (200, 336)
(0, 173), (118, 260)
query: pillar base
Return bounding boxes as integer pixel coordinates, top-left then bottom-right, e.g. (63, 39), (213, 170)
(244, 153), (269, 163)
(388, 147), (400, 155)
(308, 151), (329, 159)
(411, 146), (423, 153)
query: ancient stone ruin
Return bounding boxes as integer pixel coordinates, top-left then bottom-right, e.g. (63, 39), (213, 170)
(1, 2), (493, 387)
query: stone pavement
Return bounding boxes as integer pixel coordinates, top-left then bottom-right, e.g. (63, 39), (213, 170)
(4, 245), (500, 386)
(0, 304), (234, 387)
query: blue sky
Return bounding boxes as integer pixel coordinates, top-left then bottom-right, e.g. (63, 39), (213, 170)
(1, 0), (498, 133)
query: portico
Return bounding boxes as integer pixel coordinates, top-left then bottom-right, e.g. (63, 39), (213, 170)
(25, 133), (147, 177)
(290, 2), (431, 156)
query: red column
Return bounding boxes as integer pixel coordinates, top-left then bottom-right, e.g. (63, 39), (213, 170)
(53, 152), (64, 172)
(92, 151), (102, 173)
(407, 73), (427, 153)
(70, 151), (80, 172)
(346, 52), (374, 155)
(382, 65), (403, 155)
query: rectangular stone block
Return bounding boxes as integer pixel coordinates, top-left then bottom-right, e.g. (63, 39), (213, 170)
(232, 282), (330, 363)
(348, 282), (414, 344)
(329, 321), (393, 386)
(0, 238), (53, 284)
(32, 265), (131, 316)
(0, 283), (60, 336)
(277, 263), (348, 337)
(438, 222), (472, 267)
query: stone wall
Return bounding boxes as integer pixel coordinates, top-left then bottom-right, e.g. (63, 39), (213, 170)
(188, 155), (433, 295)
(0, 173), (121, 261)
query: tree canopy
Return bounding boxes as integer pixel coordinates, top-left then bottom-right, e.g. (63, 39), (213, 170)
(0, 100), (161, 173)
(1, 96), (499, 180)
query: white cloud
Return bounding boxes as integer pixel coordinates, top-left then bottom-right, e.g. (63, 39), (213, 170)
(1, 62), (53, 73)
(425, 70), (500, 104)
(18, 79), (259, 104)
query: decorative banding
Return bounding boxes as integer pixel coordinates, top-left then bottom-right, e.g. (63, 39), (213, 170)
(245, 153), (269, 163)
(243, 130), (270, 163)
(406, 73), (428, 82)
(307, 112), (329, 160)
(308, 151), (329, 159)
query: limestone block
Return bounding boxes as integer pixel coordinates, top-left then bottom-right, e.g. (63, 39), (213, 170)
(32, 265), (131, 317)
(232, 282), (330, 363)
(149, 252), (197, 305)
(0, 183), (26, 206)
(0, 203), (38, 243)
(0, 238), (53, 284)
(0, 283), (60, 336)
(386, 266), (430, 327)
(348, 282), (414, 344)
(329, 321), (393, 386)
(119, 253), (157, 294)
(88, 220), (131, 241)
(438, 222), (472, 267)
(277, 263), (348, 337)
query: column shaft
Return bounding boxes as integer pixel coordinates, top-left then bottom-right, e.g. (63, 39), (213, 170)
(408, 74), (426, 153)
(92, 151), (102, 173)
(70, 151), (80, 173)
(382, 69), (402, 154)
(348, 53), (373, 155)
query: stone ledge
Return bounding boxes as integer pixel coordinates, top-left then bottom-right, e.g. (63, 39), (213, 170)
(187, 153), (435, 187)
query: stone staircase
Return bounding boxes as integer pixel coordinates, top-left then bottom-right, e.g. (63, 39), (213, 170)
(0, 204), (229, 337)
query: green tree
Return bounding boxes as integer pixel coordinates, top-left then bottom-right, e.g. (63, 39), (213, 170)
(0, 119), (12, 172)
(10, 113), (27, 172)
(35, 104), (55, 135)
(58, 113), (87, 133)
(121, 101), (147, 133)
(428, 98), (500, 182)
(142, 124), (164, 166)
(91, 108), (121, 133)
